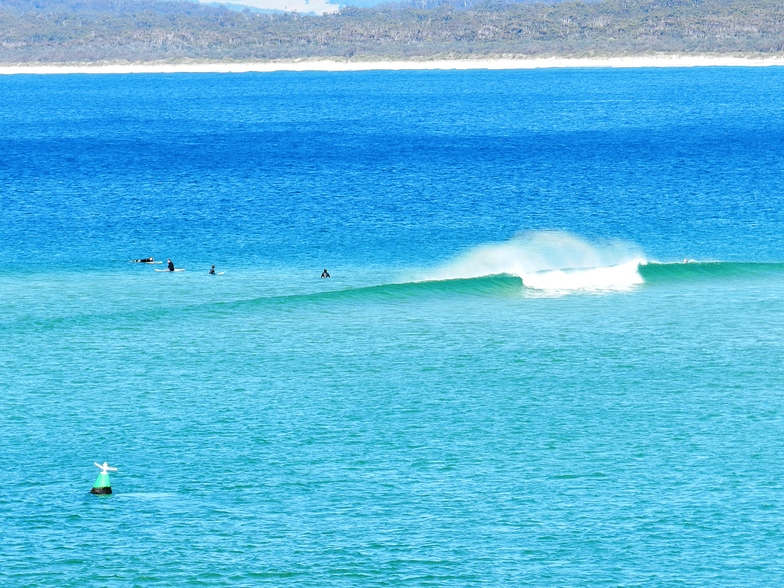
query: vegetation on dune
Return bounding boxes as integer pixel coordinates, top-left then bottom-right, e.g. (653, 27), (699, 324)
(1, 0), (784, 63)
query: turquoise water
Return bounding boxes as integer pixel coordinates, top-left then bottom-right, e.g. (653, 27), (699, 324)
(2, 69), (784, 585)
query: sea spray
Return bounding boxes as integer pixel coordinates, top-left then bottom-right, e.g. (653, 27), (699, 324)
(427, 231), (646, 293)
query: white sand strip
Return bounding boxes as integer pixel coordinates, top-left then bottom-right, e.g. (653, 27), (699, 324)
(2, 55), (784, 74)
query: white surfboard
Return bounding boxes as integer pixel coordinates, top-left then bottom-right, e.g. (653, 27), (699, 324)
(155, 268), (185, 272)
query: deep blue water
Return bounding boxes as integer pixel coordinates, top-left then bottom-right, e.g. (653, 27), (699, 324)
(2, 68), (784, 586)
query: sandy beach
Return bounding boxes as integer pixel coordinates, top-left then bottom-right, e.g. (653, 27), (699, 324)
(2, 55), (784, 74)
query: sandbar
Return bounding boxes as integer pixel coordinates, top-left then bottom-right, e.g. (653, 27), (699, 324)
(2, 55), (784, 74)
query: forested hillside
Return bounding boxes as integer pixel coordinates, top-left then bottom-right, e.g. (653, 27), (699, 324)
(1, 0), (783, 63)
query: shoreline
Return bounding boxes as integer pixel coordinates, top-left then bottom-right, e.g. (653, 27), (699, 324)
(2, 55), (784, 74)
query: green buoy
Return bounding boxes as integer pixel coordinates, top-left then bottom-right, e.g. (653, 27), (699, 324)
(90, 461), (117, 495)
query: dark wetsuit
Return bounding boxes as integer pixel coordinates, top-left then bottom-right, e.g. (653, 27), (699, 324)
(168, 260), (175, 272)
(134, 258), (154, 263)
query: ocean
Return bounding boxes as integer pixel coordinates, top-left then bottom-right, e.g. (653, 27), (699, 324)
(2, 67), (784, 586)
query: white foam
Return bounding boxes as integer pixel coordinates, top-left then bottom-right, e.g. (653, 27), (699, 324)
(521, 259), (644, 293)
(428, 231), (645, 294)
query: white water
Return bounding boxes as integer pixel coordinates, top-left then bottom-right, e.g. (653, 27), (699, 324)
(429, 231), (646, 293)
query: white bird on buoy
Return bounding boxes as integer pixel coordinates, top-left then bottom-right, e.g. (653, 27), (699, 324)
(94, 461), (117, 475)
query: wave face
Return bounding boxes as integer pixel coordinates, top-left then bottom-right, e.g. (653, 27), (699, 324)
(426, 231), (646, 294)
(289, 274), (525, 303)
(228, 275), (525, 311)
(638, 261), (784, 284)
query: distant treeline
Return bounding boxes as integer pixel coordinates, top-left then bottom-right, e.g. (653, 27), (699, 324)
(1, 0), (783, 63)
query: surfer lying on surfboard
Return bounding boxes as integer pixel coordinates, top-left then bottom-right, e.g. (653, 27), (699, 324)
(133, 257), (155, 263)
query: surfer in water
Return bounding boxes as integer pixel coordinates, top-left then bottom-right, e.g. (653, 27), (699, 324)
(321, 269), (330, 278)
(167, 259), (175, 272)
(133, 257), (154, 263)
(209, 265), (216, 275)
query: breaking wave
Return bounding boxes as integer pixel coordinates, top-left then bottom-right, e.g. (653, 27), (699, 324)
(232, 232), (784, 307)
(424, 231), (646, 294)
(399, 232), (784, 296)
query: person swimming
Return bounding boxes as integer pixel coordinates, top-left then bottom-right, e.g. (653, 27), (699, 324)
(167, 259), (175, 272)
(209, 265), (216, 275)
(321, 269), (330, 278)
(133, 257), (154, 263)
